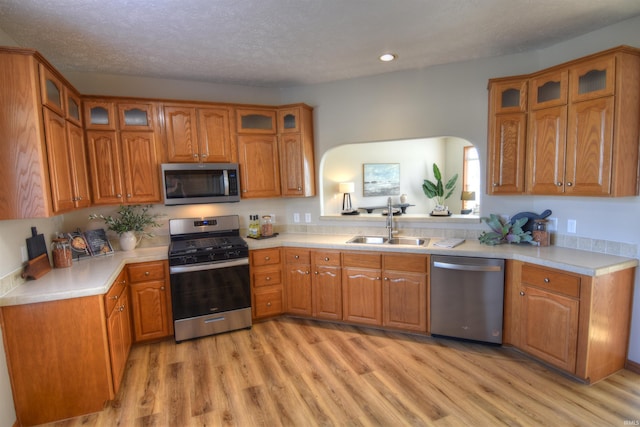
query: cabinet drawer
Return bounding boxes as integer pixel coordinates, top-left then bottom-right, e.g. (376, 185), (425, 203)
(251, 248), (281, 266)
(104, 270), (127, 314)
(254, 287), (283, 318)
(383, 254), (428, 273)
(253, 266), (282, 287)
(342, 252), (381, 269)
(127, 261), (166, 283)
(285, 248), (311, 264)
(521, 264), (580, 298)
(313, 250), (341, 266)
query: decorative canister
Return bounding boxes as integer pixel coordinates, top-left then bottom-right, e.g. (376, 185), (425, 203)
(532, 219), (550, 247)
(52, 238), (72, 268)
(261, 215), (274, 237)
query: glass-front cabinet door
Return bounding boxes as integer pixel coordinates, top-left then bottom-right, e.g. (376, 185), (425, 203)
(569, 55), (615, 102)
(236, 108), (276, 134)
(84, 100), (116, 130)
(118, 103), (155, 131)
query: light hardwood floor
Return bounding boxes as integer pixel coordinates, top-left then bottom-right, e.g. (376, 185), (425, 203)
(42, 317), (640, 426)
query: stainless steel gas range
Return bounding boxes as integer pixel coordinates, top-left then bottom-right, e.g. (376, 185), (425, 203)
(168, 215), (251, 342)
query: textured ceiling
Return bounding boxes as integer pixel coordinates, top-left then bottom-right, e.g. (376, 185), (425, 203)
(1, 0), (640, 87)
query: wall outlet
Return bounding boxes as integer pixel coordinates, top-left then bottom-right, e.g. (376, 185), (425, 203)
(270, 213), (276, 223)
(547, 217), (558, 231)
(567, 219), (577, 234)
(304, 213), (312, 223)
(293, 213), (300, 223)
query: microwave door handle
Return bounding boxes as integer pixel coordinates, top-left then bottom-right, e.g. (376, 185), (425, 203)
(223, 169), (230, 196)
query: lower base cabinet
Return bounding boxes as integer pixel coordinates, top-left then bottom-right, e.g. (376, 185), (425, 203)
(0, 270), (133, 426)
(382, 254), (428, 332)
(128, 260), (173, 342)
(251, 248), (284, 319)
(504, 260), (635, 382)
(342, 252), (383, 326)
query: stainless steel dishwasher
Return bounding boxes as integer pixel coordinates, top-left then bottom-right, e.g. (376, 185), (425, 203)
(430, 255), (505, 344)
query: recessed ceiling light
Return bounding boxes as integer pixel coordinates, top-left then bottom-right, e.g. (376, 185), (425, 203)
(379, 53), (397, 62)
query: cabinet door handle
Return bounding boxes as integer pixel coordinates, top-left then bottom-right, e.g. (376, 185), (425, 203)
(305, 270), (310, 275)
(520, 291), (525, 296)
(116, 193), (122, 198)
(110, 294), (119, 300)
(544, 277), (550, 283)
(314, 271), (319, 275)
(127, 193), (132, 198)
(193, 153), (199, 159)
(493, 182), (499, 187)
(556, 182), (563, 186)
(160, 286), (165, 291)
(566, 182), (573, 187)
(294, 255), (299, 259)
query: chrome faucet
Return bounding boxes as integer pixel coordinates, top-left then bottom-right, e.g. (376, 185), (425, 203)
(386, 197), (397, 240)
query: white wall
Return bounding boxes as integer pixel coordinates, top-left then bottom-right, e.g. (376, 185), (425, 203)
(1, 15), (640, 426)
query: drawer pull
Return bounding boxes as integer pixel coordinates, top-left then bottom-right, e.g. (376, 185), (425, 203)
(265, 276), (271, 281)
(295, 255), (299, 259)
(324, 257), (330, 261)
(266, 301), (272, 307)
(265, 256), (271, 261)
(544, 277), (550, 283)
(145, 271), (150, 276)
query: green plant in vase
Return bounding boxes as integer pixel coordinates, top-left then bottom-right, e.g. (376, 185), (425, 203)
(89, 205), (161, 251)
(422, 163), (458, 212)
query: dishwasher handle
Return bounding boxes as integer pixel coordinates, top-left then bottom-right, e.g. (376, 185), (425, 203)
(433, 261), (503, 272)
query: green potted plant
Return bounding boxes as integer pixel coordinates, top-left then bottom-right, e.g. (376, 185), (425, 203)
(422, 163), (458, 213)
(479, 214), (534, 245)
(89, 205), (161, 251)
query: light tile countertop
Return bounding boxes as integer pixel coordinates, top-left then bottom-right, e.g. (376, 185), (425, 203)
(1, 233), (636, 307)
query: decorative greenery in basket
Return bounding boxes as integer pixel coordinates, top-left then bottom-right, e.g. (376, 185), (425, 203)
(422, 163), (458, 208)
(89, 205), (161, 238)
(479, 214), (534, 245)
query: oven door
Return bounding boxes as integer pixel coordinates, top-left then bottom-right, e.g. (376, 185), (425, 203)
(170, 258), (250, 320)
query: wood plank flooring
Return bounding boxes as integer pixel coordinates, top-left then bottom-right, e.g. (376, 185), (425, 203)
(42, 317), (640, 426)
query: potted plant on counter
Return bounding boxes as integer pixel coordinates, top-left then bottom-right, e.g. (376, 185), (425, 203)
(89, 205), (161, 251)
(422, 163), (458, 215)
(479, 214), (534, 245)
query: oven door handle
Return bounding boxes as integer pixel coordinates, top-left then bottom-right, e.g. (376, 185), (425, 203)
(169, 257), (249, 274)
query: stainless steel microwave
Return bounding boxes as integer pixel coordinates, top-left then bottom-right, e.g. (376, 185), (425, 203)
(161, 163), (241, 205)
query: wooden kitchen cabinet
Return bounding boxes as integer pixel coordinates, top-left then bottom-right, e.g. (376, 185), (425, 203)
(163, 103), (236, 163)
(237, 105), (316, 199)
(504, 260), (635, 382)
(277, 105), (316, 197)
(342, 252), (382, 326)
(128, 260), (173, 342)
(250, 248), (284, 319)
(0, 268), (135, 426)
(312, 250), (342, 320)
(285, 248), (342, 320)
(0, 48), (92, 218)
(489, 46), (640, 197)
(237, 134), (282, 198)
(382, 254), (428, 333)
(285, 247), (312, 316)
(105, 269), (132, 395)
(486, 77), (528, 195)
(85, 98), (162, 204)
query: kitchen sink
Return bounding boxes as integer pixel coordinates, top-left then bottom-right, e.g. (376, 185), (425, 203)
(388, 237), (429, 246)
(346, 235), (388, 244)
(346, 236), (429, 246)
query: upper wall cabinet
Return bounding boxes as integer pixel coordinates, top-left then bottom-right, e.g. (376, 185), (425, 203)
(487, 46), (640, 197)
(84, 98), (162, 205)
(236, 105), (316, 199)
(0, 48), (92, 219)
(278, 105), (316, 197)
(163, 103), (236, 163)
(487, 78), (528, 195)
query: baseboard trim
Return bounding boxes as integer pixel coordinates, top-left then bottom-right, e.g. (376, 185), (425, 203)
(625, 359), (640, 374)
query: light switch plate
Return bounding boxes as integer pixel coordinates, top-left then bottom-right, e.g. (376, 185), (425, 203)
(567, 219), (577, 233)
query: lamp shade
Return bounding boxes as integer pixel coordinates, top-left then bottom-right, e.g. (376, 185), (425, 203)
(339, 182), (355, 193)
(461, 191), (476, 201)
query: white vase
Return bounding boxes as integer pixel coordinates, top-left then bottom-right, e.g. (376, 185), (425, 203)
(119, 231), (138, 251)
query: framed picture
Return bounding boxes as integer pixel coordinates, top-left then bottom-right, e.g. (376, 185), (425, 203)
(363, 163), (400, 197)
